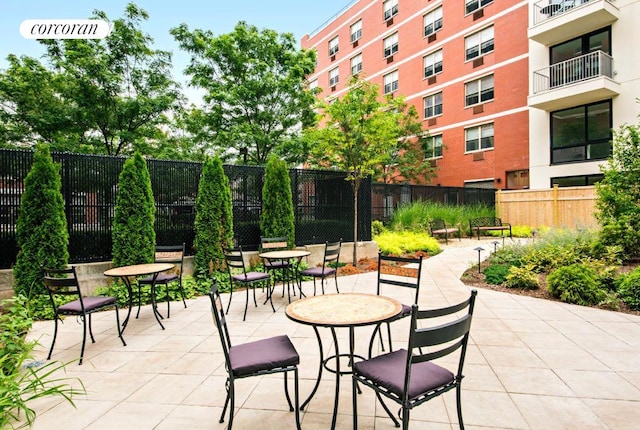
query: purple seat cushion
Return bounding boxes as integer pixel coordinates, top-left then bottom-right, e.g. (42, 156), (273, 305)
(232, 272), (270, 283)
(354, 349), (454, 401)
(300, 267), (336, 277)
(138, 273), (178, 284)
(229, 335), (299, 376)
(58, 296), (117, 314)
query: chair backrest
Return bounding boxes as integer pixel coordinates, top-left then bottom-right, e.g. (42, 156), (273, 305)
(154, 243), (185, 275)
(323, 240), (342, 267)
(429, 219), (446, 232)
(224, 247), (247, 273)
(405, 289), (478, 397)
(42, 266), (84, 311)
(260, 236), (289, 252)
(377, 252), (423, 305)
(208, 281), (233, 369)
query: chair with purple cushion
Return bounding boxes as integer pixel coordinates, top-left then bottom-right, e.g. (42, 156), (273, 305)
(138, 243), (187, 319)
(224, 246), (274, 321)
(43, 266), (126, 365)
(208, 282), (301, 430)
(353, 289), (477, 429)
(298, 240), (341, 295)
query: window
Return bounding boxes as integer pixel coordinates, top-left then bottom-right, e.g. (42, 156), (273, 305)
(423, 134), (443, 159)
(383, 33), (399, 58)
(423, 49), (443, 78)
(328, 36), (339, 57)
(551, 100), (612, 164)
(308, 79), (318, 91)
(465, 26), (494, 61)
(329, 67), (339, 87)
(350, 54), (363, 75)
(465, 0), (493, 14)
(423, 92), (443, 118)
(383, 0), (399, 21)
(465, 75), (494, 106)
(551, 174), (604, 187)
(350, 20), (362, 43)
(383, 70), (399, 94)
(423, 6), (443, 37)
(465, 123), (494, 152)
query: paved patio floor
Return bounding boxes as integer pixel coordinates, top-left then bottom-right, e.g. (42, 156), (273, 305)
(23, 239), (640, 429)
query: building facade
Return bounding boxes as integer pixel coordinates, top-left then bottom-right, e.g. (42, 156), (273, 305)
(302, 0), (531, 190)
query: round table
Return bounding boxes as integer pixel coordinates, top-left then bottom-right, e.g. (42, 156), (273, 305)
(286, 293), (401, 429)
(259, 249), (311, 302)
(104, 263), (174, 332)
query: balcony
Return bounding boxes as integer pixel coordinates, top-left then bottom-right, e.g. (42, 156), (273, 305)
(529, 51), (620, 111)
(529, 0), (619, 46)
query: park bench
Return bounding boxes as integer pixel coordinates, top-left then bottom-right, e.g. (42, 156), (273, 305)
(429, 219), (460, 244)
(469, 217), (512, 240)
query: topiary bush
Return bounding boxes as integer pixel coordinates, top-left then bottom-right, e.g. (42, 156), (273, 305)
(483, 264), (510, 285)
(547, 263), (606, 306)
(504, 265), (540, 290)
(617, 267), (640, 310)
(260, 156), (295, 247)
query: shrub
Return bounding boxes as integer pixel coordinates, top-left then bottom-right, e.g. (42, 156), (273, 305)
(547, 263), (606, 306)
(13, 144), (69, 298)
(483, 264), (510, 285)
(260, 156), (295, 247)
(522, 228), (598, 273)
(617, 267), (640, 310)
(504, 265), (540, 290)
(375, 230), (440, 256)
(486, 243), (527, 267)
(371, 220), (386, 237)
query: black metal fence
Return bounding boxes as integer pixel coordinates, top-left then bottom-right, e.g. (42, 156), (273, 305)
(0, 149), (370, 269)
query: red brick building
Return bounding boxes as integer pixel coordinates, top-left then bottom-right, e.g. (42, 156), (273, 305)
(302, 0), (530, 190)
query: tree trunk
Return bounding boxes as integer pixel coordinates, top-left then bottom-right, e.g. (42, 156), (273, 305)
(352, 179), (360, 265)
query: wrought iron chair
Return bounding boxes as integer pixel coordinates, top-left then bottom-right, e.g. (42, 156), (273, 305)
(208, 282), (301, 430)
(298, 240), (342, 295)
(138, 243), (187, 318)
(260, 235), (291, 296)
(42, 266), (126, 365)
(353, 290), (478, 429)
(224, 246), (273, 321)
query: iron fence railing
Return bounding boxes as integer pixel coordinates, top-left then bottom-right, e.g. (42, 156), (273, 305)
(532, 0), (603, 26)
(532, 50), (613, 94)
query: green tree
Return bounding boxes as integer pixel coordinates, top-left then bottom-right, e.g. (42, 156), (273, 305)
(595, 111), (640, 258)
(304, 76), (429, 263)
(260, 156), (295, 246)
(13, 144), (69, 297)
(171, 21), (317, 165)
(194, 156), (234, 279)
(112, 152), (155, 267)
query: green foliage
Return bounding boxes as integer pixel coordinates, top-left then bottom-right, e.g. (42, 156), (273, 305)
(547, 263), (606, 306)
(112, 152), (156, 267)
(194, 156), (234, 280)
(13, 144), (69, 298)
(375, 231), (440, 256)
(371, 220), (386, 237)
(504, 265), (540, 290)
(483, 264), (510, 285)
(485, 225), (533, 238)
(487, 243), (528, 267)
(617, 267), (640, 310)
(521, 228), (599, 273)
(260, 157), (295, 247)
(596, 119), (640, 259)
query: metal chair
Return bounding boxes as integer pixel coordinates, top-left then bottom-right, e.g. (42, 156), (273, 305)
(138, 243), (187, 318)
(260, 236), (292, 297)
(224, 246), (273, 321)
(354, 290), (478, 429)
(208, 282), (301, 430)
(42, 266), (126, 365)
(299, 240), (342, 295)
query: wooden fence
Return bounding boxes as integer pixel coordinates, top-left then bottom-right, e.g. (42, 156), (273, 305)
(496, 185), (599, 229)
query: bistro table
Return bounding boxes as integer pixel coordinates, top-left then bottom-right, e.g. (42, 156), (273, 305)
(103, 262), (174, 332)
(259, 249), (311, 302)
(286, 293), (402, 429)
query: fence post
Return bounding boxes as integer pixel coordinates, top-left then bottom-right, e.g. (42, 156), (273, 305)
(495, 189), (502, 217)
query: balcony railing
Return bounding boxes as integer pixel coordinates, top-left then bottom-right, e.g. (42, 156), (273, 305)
(532, 50), (613, 94)
(533, 0), (596, 25)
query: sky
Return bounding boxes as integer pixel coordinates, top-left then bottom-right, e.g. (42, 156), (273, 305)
(0, 0), (353, 104)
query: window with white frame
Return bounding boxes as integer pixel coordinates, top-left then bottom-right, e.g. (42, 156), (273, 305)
(383, 33), (399, 58)
(308, 79), (318, 91)
(423, 6), (443, 37)
(383, 0), (399, 21)
(465, 123), (494, 152)
(383, 70), (399, 94)
(423, 49), (443, 78)
(328, 36), (339, 57)
(423, 92), (443, 118)
(350, 20), (362, 43)
(423, 134), (443, 159)
(465, 75), (494, 106)
(350, 54), (363, 75)
(465, 0), (493, 14)
(465, 26), (494, 61)
(329, 67), (339, 87)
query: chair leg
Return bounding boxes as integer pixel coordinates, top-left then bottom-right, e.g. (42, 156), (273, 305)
(88, 313), (96, 343)
(386, 321), (393, 352)
(312, 277), (317, 296)
(334, 272), (340, 293)
(220, 379), (232, 424)
(47, 316), (59, 360)
(136, 284), (142, 318)
(79, 314), (88, 365)
(114, 304), (126, 346)
(267, 281), (276, 313)
(376, 391), (400, 427)
(226, 283), (233, 315)
(456, 384), (465, 430)
(352, 375), (358, 430)
(166, 282), (171, 318)
(284, 371), (294, 411)
(402, 406), (410, 429)
(243, 286), (249, 321)
(294, 368), (301, 430)
(179, 281), (187, 309)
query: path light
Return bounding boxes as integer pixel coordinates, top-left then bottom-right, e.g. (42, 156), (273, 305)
(532, 229), (537, 243)
(492, 240), (499, 253)
(474, 246), (484, 273)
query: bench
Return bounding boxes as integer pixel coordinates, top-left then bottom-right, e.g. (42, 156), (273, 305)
(429, 219), (459, 245)
(469, 217), (512, 240)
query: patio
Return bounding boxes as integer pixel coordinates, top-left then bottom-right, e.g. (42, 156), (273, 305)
(23, 239), (640, 429)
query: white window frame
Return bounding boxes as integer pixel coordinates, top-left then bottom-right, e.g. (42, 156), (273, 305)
(350, 54), (363, 75)
(329, 67), (339, 87)
(465, 26), (494, 61)
(423, 92), (443, 118)
(383, 0), (399, 21)
(465, 74), (494, 107)
(383, 70), (399, 94)
(465, 0), (494, 15)
(465, 123), (494, 153)
(423, 134), (443, 159)
(328, 36), (339, 57)
(308, 79), (318, 91)
(383, 33), (399, 58)
(350, 20), (362, 43)
(423, 49), (443, 78)
(423, 6), (443, 37)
